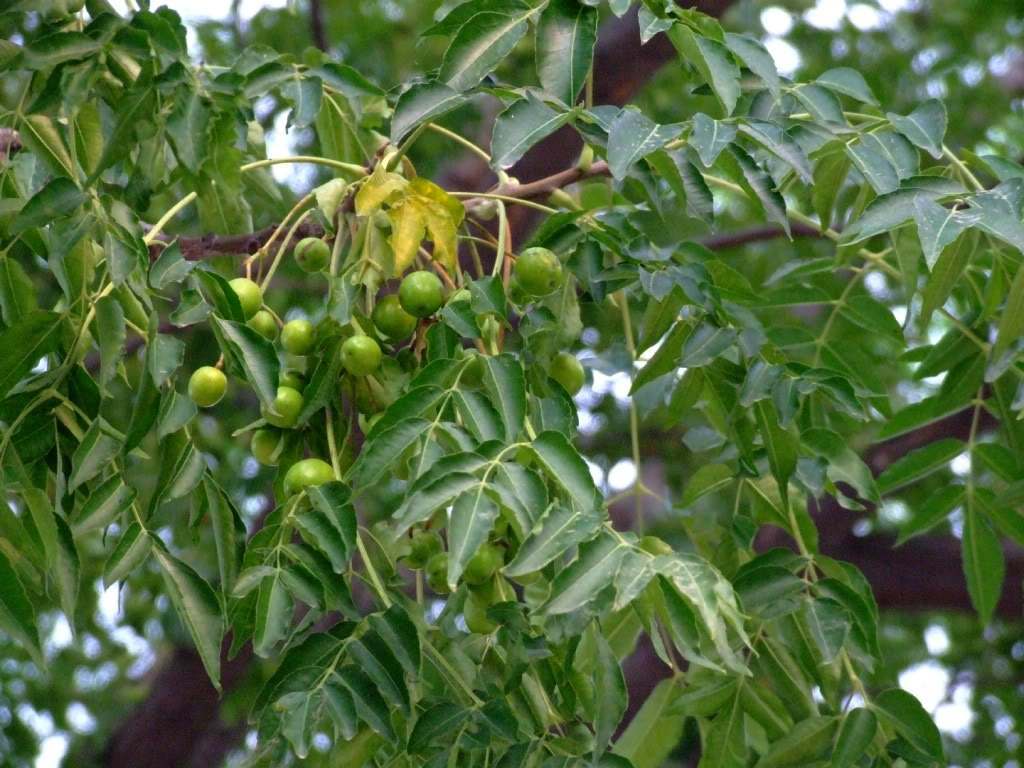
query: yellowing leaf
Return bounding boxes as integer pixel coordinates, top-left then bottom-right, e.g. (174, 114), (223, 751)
(355, 163), (407, 216)
(386, 179), (465, 273)
(387, 198), (427, 273)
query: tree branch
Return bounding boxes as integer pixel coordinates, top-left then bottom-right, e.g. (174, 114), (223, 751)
(309, 0), (327, 52)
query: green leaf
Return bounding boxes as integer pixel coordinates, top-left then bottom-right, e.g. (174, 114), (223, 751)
(69, 418), (120, 491)
(631, 320), (691, 394)
(812, 145), (850, 231)
(284, 74), (323, 129)
(153, 543), (224, 690)
(0, 310), (62, 400)
(336, 665), (397, 742)
(18, 114), (75, 178)
(613, 678), (684, 767)
(528, 430), (600, 511)
(896, 485), (963, 545)
(680, 322), (736, 367)
(254, 568), (292, 656)
(440, 7), (535, 92)
(302, 482), (357, 573)
(691, 112), (736, 168)
(831, 708), (877, 768)
(12, 177), (86, 235)
(408, 704), (469, 754)
(149, 241), (194, 289)
(490, 94), (571, 170)
(722, 145), (790, 236)
(752, 715), (838, 768)
(962, 502), (1004, 624)
(593, 625), (627, 757)
(103, 521), (152, 587)
(369, 604), (421, 676)
(94, 294), (125, 395)
(395, 471), (481, 534)
(607, 107), (682, 180)
(669, 25), (740, 116)
(347, 632), (409, 714)
(0, 549), (43, 667)
(543, 533), (629, 615)
(73, 476), (136, 535)
(681, 464), (733, 507)
(390, 81), (467, 143)
(0, 256), (38, 325)
(53, 515), (79, 627)
(912, 196), (974, 270)
(535, 0), (597, 105)
(846, 141), (899, 195)
(816, 67), (878, 105)
(919, 230), (974, 326)
(211, 317), (280, 406)
(993, 262), (1024, 365)
(148, 334), (185, 388)
(887, 99), (947, 159)
(872, 689), (945, 762)
(754, 401), (796, 498)
(148, 432), (206, 514)
(349, 418), (432, 489)
(738, 120), (813, 183)
(504, 502), (602, 577)
(447, 489), (500, 589)
(876, 438), (964, 494)
(801, 598), (849, 663)
(801, 428), (880, 504)
(480, 354), (527, 441)
(201, 477), (244, 594)
(297, 338), (345, 424)
(453, 389), (504, 442)
(724, 33), (780, 98)
(791, 83), (846, 124)
(968, 179), (1024, 255)
(166, 90), (210, 173)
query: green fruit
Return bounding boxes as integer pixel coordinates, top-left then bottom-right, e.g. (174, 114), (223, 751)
(188, 366), (226, 407)
(406, 530), (443, 569)
(262, 386), (304, 428)
(251, 428), (283, 466)
(294, 237), (331, 272)
(513, 247), (562, 296)
(279, 370), (306, 391)
(463, 591), (497, 634)
(341, 335), (382, 376)
(283, 458), (335, 496)
(229, 277), (262, 319)
(425, 552), (450, 594)
(398, 270), (444, 318)
(372, 294), (417, 340)
(463, 542), (504, 585)
(550, 352), (585, 395)
(248, 310), (278, 341)
(281, 319), (315, 356)
(639, 535), (674, 556)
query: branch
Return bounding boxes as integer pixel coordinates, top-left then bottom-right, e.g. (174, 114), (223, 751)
(147, 219), (325, 261)
(309, 0), (328, 52)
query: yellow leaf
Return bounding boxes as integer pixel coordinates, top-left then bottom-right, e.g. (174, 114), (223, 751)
(354, 163), (406, 216)
(408, 177), (465, 227)
(387, 198), (426, 274)
(420, 198), (460, 270)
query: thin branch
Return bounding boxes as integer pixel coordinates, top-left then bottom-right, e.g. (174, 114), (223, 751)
(309, 0), (328, 52)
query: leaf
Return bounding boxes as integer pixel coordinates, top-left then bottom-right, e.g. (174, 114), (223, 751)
(447, 489), (500, 589)
(528, 430), (600, 512)
(680, 322), (736, 367)
(148, 334), (185, 388)
(0, 256), (37, 325)
(491, 95), (571, 169)
(722, 145), (790, 236)
(846, 141), (899, 195)
(791, 83), (846, 124)
(166, 90), (209, 173)
(369, 604), (421, 676)
(395, 472), (481, 534)
(149, 241), (194, 289)
(346, 632), (409, 714)
(968, 179), (1024, 255)
(801, 598), (849, 663)
(73, 477), (136, 535)
(12, 177), (86, 235)
(737, 120), (813, 183)
(94, 295), (125, 395)
(103, 521), (152, 586)
(254, 569), (292, 656)
(691, 112), (736, 168)
(754, 401), (797, 502)
(607, 107), (683, 180)
(993, 262), (1024, 363)
(831, 708), (877, 768)
(876, 438), (964, 494)
(535, 0), (597, 105)
(593, 626), (627, 757)
(336, 665), (397, 742)
(211, 317), (280, 406)
(296, 338), (345, 424)
(724, 33), (780, 97)
(504, 502), (603, 576)
(69, 419), (120, 491)
(752, 715), (838, 768)
(0, 310), (62, 400)
(302, 482), (357, 572)
(542, 533), (628, 615)
(669, 25), (740, 115)
(201, 477), (244, 593)
(53, 515), (79, 627)
(408, 704), (469, 754)
(919, 230), (974, 326)
(812, 145), (850, 231)
(872, 689), (945, 762)
(816, 67), (878, 105)
(896, 485), (964, 545)
(613, 678), (685, 768)
(801, 428), (879, 504)
(681, 464), (733, 507)
(355, 163), (407, 216)
(390, 81), (467, 143)
(912, 196), (975, 270)
(349, 418), (432, 489)
(18, 113), (75, 178)
(0, 550), (43, 667)
(962, 502), (1004, 624)
(284, 74), (323, 129)
(631, 320), (692, 394)
(440, 7), (535, 92)
(887, 99), (947, 159)
(480, 354), (527, 441)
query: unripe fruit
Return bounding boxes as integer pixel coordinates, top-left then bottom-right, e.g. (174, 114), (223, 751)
(514, 247), (562, 296)
(262, 386), (304, 428)
(283, 458), (335, 497)
(251, 428), (283, 466)
(279, 370), (306, 391)
(341, 335), (382, 376)
(463, 542), (504, 585)
(281, 319), (315, 356)
(229, 277), (262, 319)
(248, 310), (278, 341)
(294, 237), (330, 272)
(398, 270), (444, 318)
(639, 535), (674, 557)
(550, 352), (585, 395)
(463, 591), (497, 634)
(425, 552), (450, 594)
(188, 366), (227, 407)
(372, 294), (417, 340)
(405, 530), (443, 569)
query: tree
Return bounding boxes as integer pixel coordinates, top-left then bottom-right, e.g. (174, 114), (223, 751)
(1, 1), (1022, 767)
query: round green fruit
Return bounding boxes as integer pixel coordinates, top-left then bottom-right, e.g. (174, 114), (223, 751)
(283, 458), (335, 497)
(294, 237), (330, 272)
(513, 247), (562, 297)
(639, 535), (674, 556)
(279, 370), (306, 391)
(550, 352), (585, 395)
(463, 591), (497, 634)
(372, 294), (417, 340)
(425, 552), (450, 594)
(229, 277), (262, 319)
(262, 386), (304, 428)
(341, 335), (382, 376)
(281, 319), (315, 356)
(248, 310), (278, 341)
(463, 542), (504, 585)
(406, 530), (443, 569)
(398, 270), (444, 318)
(188, 366), (226, 408)
(251, 428), (283, 466)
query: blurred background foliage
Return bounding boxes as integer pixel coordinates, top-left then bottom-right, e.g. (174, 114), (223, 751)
(0, 1), (1022, 766)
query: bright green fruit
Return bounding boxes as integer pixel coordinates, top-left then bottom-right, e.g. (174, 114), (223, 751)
(251, 428), (283, 466)
(425, 552), (450, 594)
(248, 310), (278, 341)
(372, 294), (417, 340)
(513, 247), (562, 296)
(281, 319), (315, 356)
(279, 370), (306, 391)
(463, 542), (504, 585)
(229, 277), (262, 319)
(398, 270), (444, 317)
(406, 530), (443, 569)
(188, 366), (226, 407)
(550, 352), (585, 395)
(294, 237), (330, 272)
(463, 591), (497, 634)
(341, 335), (382, 376)
(262, 386), (304, 428)
(639, 535), (674, 556)
(283, 458), (335, 496)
